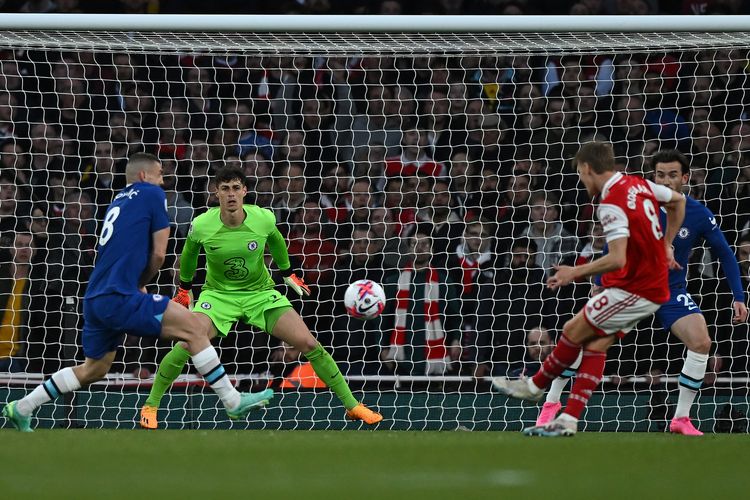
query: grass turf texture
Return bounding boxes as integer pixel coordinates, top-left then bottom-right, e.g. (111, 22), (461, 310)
(1, 430), (747, 499)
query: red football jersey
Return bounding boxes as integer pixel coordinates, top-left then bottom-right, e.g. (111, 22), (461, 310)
(597, 172), (673, 304)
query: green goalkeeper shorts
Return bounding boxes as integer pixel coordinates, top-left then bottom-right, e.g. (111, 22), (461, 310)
(192, 288), (292, 336)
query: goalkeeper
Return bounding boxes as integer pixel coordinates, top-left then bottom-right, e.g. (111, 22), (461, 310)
(140, 165), (383, 428)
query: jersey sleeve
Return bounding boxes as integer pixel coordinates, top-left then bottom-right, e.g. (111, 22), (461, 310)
(597, 203), (630, 242)
(646, 180), (676, 204)
(263, 208), (291, 272)
(179, 218), (202, 284)
(701, 207), (746, 302)
(150, 187), (170, 233)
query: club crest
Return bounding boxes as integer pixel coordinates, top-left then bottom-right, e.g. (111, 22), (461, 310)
(248, 241), (258, 251)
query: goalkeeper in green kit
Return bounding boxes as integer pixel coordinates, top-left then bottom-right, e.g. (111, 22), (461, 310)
(140, 165), (383, 428)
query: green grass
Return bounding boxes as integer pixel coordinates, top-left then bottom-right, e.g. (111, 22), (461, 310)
(1, 430), (748, 499)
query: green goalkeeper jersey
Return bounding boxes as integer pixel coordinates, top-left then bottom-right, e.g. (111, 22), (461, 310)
(179, 205), (291, 293)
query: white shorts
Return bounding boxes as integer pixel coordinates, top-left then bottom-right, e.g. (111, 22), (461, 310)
(583, 287), (660, 337)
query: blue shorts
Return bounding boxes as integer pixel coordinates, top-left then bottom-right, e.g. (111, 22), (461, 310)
(655, 287), (703, 332)
(82, 292), (170, 359)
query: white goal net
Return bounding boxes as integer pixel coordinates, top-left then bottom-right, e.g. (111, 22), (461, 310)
(0, 15), (748, 431)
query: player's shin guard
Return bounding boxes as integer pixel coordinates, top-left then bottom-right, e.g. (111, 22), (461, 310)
(145, 344), (191, 408)
(532, 334), (582, 391)
(192, 346), (240, 410)
(675, 350), (708, 419)
(16, 367), (82, 416)
(304, 343), (358, 410)
(563, 349), (606, 420)
(546, 350), (583, 404)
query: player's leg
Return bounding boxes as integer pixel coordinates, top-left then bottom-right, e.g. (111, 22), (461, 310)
(494, 308), (598, 402)
(3, 293), (127, 432)
(270, 308), (383, 424)
(158, 300), (274, 420)
(142, 291), (230, 427)
(668, 312), (710, 436)
(537, 350), (582, 426)
(142, 306), (222, 427)
(3, 352), (117, 432)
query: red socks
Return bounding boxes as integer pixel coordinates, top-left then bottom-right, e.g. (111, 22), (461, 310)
(564, 349), (607, 419)
(532, 334), (582, 389)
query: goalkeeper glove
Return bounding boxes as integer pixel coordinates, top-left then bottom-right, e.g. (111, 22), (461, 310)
(173, 281), (192, 308)
(280, 268), (311, 297)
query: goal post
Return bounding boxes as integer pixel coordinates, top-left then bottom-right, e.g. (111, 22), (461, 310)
(0, 14), (748, 431)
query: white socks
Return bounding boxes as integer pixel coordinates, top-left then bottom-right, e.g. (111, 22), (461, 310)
(16, 367), (82, 417)
(192, 346), (240, 410)
(675, 350), (708, 419)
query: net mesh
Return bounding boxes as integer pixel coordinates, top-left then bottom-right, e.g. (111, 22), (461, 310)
(0, 28), (748, 431)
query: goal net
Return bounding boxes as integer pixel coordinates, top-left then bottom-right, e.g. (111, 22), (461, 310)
(0, 15), (748, 431)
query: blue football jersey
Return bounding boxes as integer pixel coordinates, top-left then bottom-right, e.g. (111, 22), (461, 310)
(85, 182), (170, 298)
(659, 195), (744, 301)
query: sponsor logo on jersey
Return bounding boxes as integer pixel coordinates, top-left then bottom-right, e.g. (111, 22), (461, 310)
(248, 241), (258, 251)
(678, 227), (690, 239)
(201, 302), (212, 310)
(709, 217), (717, 227)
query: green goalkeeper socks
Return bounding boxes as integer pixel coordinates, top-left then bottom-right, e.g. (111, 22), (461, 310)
(145, 344), (191, 408)
(304, 343), (358, 410)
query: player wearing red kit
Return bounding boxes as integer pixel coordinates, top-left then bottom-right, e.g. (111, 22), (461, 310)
(493, 141), (686, 436)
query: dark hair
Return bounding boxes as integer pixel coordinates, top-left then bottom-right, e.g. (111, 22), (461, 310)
(575, 141), (615, 174)
(651, 149), (690, 175)
(214, 164), (246, 186)
(512, 237), (537, 253)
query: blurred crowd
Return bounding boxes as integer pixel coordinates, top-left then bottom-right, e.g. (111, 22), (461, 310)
(1, 0), (749, 16)
(0, 1), (748, 389)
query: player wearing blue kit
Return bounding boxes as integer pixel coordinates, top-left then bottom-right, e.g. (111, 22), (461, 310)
(3, 153), (271, 432)
(534, 150), (748, 435)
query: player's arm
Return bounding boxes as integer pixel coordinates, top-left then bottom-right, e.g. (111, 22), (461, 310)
(267, 223), (310, 297)
(648, 180), (686, 269)
(138, 227), (169, 289)
(703, 215), (748, 323)
(547, 237), (627, 290)
(171, 230), (201, 307)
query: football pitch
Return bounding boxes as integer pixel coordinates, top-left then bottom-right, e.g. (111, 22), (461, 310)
(1, 430), (748, 499)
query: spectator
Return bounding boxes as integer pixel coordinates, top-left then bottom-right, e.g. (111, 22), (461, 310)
(448, 219), (497, 373)
(272, 162), (307, 229)
(447, 148), (480, 219)
(0, 232), (42, 372)
(380, 227), (462, 376)
(382, 174), (418, 237)
(575, 221), (606, 268)
(352, 142), (387, 192)
(182, 64), (223, 132)
(161, 157), (193, 239)
(346, 85), (403, 162)
(299, 93), (338, 172)
(385, 127), (446, 178)
(520, 191), (578, 276)
(417, 177), (463, 268)
(325, 225), (386, 375)
(80, 140), (126, 219)
(609, 94), (657, 164)
(474, 237), (553, 377)
(506, 326), (554, 378)
(155, 99), (190, 160)
(0, 173), (30, 234)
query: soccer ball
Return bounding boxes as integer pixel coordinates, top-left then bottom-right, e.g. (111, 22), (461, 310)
(344, 279), (386, 320)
